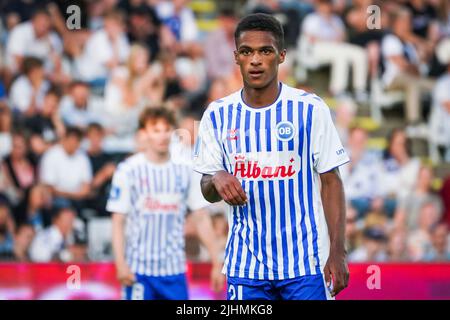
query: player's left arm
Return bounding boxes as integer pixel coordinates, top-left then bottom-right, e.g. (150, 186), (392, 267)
(320, 168), (349, 297)
(191, 208), (225, 292)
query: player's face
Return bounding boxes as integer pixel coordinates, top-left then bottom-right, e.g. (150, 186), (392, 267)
(143, 119), (174, 155)
(234, 30), (285, 89)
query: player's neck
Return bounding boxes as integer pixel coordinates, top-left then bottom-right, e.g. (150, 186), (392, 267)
(144, 149), (170, 164)
(242, 79), (281, 108)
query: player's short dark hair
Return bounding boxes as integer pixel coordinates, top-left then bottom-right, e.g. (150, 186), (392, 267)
(234, 13), (284, 50)
(31, 8), (51, 19)
(22, 57), (44, 75)
(139, 107), (177, 129)
(65, 126), (84, 140)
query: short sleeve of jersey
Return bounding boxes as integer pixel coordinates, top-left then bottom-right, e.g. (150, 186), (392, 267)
(193, 107), (224, 175)
(186, 169), (210, 211)
(311, 101), (350, 174)
(106, 164), (132, 214)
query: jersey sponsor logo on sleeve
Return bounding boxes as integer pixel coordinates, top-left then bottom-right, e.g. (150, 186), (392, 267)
(109, 186), (121, 200)
(275, 121), (295, 141)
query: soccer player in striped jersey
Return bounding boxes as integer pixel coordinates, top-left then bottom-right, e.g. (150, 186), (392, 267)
(107, 107), (224, 300)
(194, 13), (350, 300)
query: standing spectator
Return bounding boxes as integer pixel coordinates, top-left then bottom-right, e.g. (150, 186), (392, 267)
(8, 57), (49, 116)
(299, 0), (368, 99)
(204, 8), (238, 80)
(429, 38), (450, 161)
(74, 10), (130, 86)
(381, 7), (434, 124)
(85, 123), (116, 216)
(407, 201), (442, 261)
(334, 97), (357, 147)
(5, 8), (63, 74)
(387, 228), (410, 261)
(348, 228), (388, 262)
(12, 223), (35, 262)
(39, 127), (92, 212)
(59, 81), (103, 130)
(29, 207), (77, 262)
(2, 131), (38, 200)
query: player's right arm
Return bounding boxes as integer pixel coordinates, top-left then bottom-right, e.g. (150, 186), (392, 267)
(111, 212), (135, 286)
(194, 107), (247, 206)
(106, 164), (135, 286)
(200, 172), (247, 206)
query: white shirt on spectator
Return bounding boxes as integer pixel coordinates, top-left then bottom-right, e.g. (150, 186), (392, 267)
(381, 34), (420, 86)
(429, 73), (450, 147)
(39, 144), (93, 193)
(29, 225), (72, 262)
(9, 75), (50, 113)
(302, 13), (345, 42)
(380, 157), (421, 199)
(74, 29), (130, 81)
(156, 0), (199, 43)
(59, 96), (103, 129)
(6, 21), (63, 73)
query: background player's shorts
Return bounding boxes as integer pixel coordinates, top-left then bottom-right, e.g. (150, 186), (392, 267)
(123, 273), (188, 300)
(227, 274), (333, 300)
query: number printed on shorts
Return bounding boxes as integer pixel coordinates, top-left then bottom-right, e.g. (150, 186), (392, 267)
(228, 284), (243, 300)
(131, 282), (144, 300)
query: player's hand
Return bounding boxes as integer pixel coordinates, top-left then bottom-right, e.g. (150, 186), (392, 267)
(116, 261), (136, 287)
(212, 171), (247, 206)
(210, 262), (225, 292)
(323, 249), (349, 297)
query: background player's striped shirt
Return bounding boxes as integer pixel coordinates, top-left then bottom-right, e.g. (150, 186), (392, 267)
(107, 153), (208, 277)
(194, 83), (350, 280)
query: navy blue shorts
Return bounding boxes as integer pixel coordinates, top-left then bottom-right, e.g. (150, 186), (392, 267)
(227, 274), (331, 300)
(123, 273), (188, 300)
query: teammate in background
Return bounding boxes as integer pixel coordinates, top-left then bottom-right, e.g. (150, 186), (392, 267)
(107, 107), (224, 300)
(194, 13), (350, 300)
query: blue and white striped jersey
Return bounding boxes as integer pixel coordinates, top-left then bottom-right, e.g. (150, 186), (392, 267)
(194, 83), (350, 280)
(106, 153), (209, 277)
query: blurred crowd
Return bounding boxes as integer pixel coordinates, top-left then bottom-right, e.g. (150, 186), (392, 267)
(0, 0), (449, 264)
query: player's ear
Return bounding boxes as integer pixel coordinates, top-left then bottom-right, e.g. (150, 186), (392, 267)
(278, 49), (286, 64)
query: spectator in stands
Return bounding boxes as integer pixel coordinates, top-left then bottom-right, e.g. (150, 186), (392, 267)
(345, 205), (362, 255)
(333, 97), (357, 147)
(381, 7), (434, 124)
(211, 212), (228, 261)
(39, 127), (92, 213)
(0, 103), (12, 159)
(74, 10), (130, 87)
(340, 127), (383, 218)
(429, 38), (450, 161)
(60, 81), (102, 130)
(441, 175), (450, 228)
(8, 57), (49, 116)
(406, 0), (439, 39)
(0, 201), (15, 259)
(424, 223), (450, 261)
(0, 162), (20, 208)
(14, 184), (52, 232)
(12, 223), (35, 262)
(348, 227), (388, 262)
(29, 207), (78, 262)
(380, 128), (421, 204)
(5, 8), (63, 75)
(394, 166), (443, 231)
(300, 0), (368, 100)
(2, 131), (38, 201)
(387, 227), (410, 261)
(407, 201), (442, 261)
(204, 8), (238, 80)
(125, 5), (162, 61)
(25, 86), (65, 145)
(85, 123), (116, 216)
(156, 0), (199, 51)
